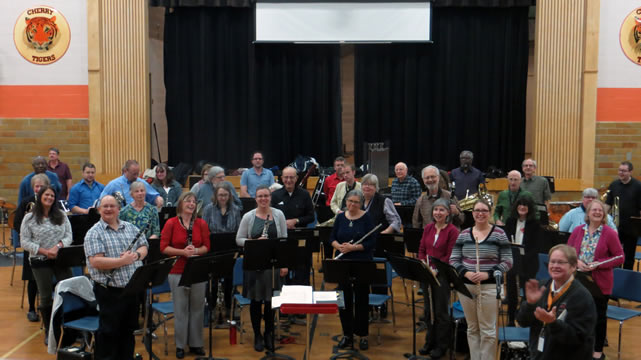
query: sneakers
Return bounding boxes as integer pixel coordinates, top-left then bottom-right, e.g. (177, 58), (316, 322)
(337, 336), (353, 349)
(27, 311), (40, 322)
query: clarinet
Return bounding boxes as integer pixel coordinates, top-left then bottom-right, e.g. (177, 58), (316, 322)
(214, 278), (226, 323)
(261, 215), (272, 238)
(105, 222), (150, 286)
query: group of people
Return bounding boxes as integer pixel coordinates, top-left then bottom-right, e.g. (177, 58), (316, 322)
(11, 147), (639, 360)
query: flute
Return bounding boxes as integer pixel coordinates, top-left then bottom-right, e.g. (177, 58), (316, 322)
(579, 254), (624, 271)
(334, 223), (382, 259)
(474, 234), (482, 313)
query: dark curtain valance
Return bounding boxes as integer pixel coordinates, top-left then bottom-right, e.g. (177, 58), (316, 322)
(354, 6), (529, 173)
(150, 0), (250, 7)
(433, 0), (533, 7)
(163, 7), (341, 169)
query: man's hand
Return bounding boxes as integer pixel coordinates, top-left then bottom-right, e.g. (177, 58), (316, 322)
(534, 306), (557, 324)
(286, 219), (298, 229)
(121, 251), (139, 266)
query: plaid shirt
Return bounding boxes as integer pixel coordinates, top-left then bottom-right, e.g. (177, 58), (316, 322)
(391, 176), (422, 206)
(84, 219), (148, 288)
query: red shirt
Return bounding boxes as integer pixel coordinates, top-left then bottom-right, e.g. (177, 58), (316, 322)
(323, 173), (343, 206)
(160, 217), (211, 274)
(418, 223), (459, 268)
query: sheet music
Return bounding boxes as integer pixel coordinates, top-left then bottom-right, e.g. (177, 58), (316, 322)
(313, 291), (338, 303)
(271, 285), (313, 308)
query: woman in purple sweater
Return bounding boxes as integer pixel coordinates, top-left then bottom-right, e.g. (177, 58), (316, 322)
(417, 198), (459, 359)
(567, 199), (624, 360)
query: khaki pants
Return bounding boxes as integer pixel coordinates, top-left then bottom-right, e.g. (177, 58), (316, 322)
(459, 283), (498, 360)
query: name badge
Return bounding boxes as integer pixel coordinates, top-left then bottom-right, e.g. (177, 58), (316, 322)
(537, 336), (545, 352)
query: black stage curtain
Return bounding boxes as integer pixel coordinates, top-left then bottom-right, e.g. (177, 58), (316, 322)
(354, 6), (529, 172)
(151, 0), (250, 7)
(163, 7), (341, 169)
(433, 0), (533, 6)
(151, 0), (533, 8)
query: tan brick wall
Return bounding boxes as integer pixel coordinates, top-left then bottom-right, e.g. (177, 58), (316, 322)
(0, 118), (90, 204)
(595, 122), (641, 189)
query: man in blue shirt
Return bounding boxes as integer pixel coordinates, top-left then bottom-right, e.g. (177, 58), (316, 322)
(559, 187), (616, 233)
(449, 150), (485, 200)
(100, 160), (163, 207)
(68, 162), (105, 214)
(18, 156), (62, 203)
(240, 151), (274, 198)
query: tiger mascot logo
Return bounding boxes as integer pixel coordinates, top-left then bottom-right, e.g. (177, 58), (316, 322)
(634, 16), (641, 50)
(619, 7), (641, 65)
(25, 16), (59, 51)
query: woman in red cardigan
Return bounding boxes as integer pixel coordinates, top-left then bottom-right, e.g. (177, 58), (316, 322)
(567, 199), (623, 360)
(417, 198), (459, 359)
(160, 191), (211, 359)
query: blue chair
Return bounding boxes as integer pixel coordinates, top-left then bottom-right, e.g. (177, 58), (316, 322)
(231, 257), (251, 344)
(607, 268), (641, 360)
(369, 258), (396, 344)
(57, 292), (99, 353)
(535, 254), (550, 283)
(450, 303), (466, 360)
(150, 279), (174, 355)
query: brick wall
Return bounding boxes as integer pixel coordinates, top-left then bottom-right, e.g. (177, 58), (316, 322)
(595, 122), (641, 189)
(0, 118), (89, 204)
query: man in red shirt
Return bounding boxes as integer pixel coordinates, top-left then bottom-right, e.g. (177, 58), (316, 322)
(47, 147), (72, 200)
(323, 156), (345, 206)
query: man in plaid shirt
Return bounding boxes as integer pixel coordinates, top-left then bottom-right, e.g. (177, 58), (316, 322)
(84, 195), (148, 360)
(391, 162), (422, 206)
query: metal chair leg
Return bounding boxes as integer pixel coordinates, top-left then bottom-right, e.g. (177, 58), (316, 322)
(618, 321), (623, 360)
(21, 280), (26, 309)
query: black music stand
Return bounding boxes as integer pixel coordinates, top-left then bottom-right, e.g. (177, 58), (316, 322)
(158, 207), (176, 230)
(123, 257), (177, 360)
(145, 238), (167, 264)
(387, 254), (437, 360)
(575, 271), (605, 300)
(68, 212), (100, 245)
(56, 245), (86, 269)
(322, 259), (382, 360)
(288, 228), (317, 288)
(395, 205), (415, 229)
(244, 238), (298, 360)
(628, 217), (641, 237)
(540, 229), (570, 254)
(179, 252), (237, 360)
(374, 234), (405, 258)
(209, 232), (240, 254)
(403, 228), (423, 254)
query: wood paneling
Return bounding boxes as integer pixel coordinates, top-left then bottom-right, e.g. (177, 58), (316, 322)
(88, 0), (150, 175)
(533, 0), (599, 189)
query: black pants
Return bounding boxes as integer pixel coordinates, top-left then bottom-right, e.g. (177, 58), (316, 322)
(619, 231), (637, 270)
(594, 295), (608, 353)
(338, 281), (370, 337)
(423, 272), (451, 351)
(93, 284), (139, 360)
(250, 300), (274, 336)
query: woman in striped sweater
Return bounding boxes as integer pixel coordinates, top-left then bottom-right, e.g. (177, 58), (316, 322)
(450, 199), (512, 360)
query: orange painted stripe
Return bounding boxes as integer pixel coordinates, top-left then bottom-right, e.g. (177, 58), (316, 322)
(0, 85), (88, 119)
(597, 87), (641, 122)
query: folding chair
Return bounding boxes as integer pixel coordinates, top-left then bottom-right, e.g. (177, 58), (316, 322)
(231, 257), (251, 344)
(606, 268), (641, 360)
(368, 257), (396, 344)
(450, 304), (466, 360)
(535, 254), (550, 283)
(150, 279), (174, 356)
(57, 292), (99, 353)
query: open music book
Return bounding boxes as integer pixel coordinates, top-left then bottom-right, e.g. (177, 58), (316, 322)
(271, 285), (339, 308)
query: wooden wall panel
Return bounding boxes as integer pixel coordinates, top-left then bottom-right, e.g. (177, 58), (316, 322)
(533, 0), (599, 189)
(88, 0), (150, 175)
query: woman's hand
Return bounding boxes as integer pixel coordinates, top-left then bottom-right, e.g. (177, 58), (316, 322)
(183, 245), (196, 257)
(47, 244), (60, 259)
(280, 268), (289, 277)
(577, 260), (591, 272)
(534, 306), (557, 324)
(524, 279), (545, 305)
(464, 272), (480, 283)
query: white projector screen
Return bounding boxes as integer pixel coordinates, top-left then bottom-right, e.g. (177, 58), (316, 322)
(255, 1), (432, 43)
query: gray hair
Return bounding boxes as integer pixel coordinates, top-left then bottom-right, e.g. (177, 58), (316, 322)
(345, 189), (365, 205)
(522, 158), (537, 168)
(129, 181), (146, 194)
(460, 150), (474, 160)
(361, 173), (379, 191)
(207, 166), (225, 182)
(582, 188), (598, 198)
(31, 173), (50, 187)
(421, 165), (440, 178)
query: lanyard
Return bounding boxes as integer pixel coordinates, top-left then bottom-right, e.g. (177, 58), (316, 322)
(547, 278), (573, 310)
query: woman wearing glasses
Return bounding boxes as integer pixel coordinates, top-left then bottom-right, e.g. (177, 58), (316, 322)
(567, 199), (623, 360)
(160, 192), (211, 358)
(450, 199), (512, 360)
(236, 185), (287, 352)
(151, 163), (182, 207)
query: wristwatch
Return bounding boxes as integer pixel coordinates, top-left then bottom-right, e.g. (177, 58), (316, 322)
(135, 252), (141, 260)
(56, 243), (62, 249)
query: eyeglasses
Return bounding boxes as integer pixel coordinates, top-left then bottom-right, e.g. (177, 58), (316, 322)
(472, 209), (490, 213)
(346, 199), (361, 204)
(156, 169), (165, 173)
(549, 260), (569, 265)
(282, 176), (296, 180)
(253, 158), (263, 161)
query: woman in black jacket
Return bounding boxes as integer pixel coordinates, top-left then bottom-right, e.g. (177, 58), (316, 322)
(503, 196), (540, 326)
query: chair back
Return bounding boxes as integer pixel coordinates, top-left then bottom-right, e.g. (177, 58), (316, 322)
(612, 268), (641, 302)
(535, 253), (550, 283)
(232, 257), (244, 287)
(152, 278), (171, 295)
(61, 292), (95, 315)
(372, 257), (392, 288)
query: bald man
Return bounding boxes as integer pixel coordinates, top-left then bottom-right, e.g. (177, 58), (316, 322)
(391, 162), (422, 206)
(493, 170), (534, 225)
(271, 166), (315, 229)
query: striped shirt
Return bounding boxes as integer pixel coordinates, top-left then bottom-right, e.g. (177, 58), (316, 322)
(449, 226), (512, 282)
(84, 219), (149, 288)
(20, 212), (73, 261)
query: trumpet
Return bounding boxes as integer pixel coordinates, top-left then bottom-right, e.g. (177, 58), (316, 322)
(601, 190), (620, 227)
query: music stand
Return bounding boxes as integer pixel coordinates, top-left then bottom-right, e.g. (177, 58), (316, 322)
(179, 252), (237, 360)
(56, 245), (86, 269)
(403, 228), (423, 254)
(158, 207), (176, 230)
(387, 254), (438, 360)
(322, 259), (382, 360)
(288, 228), (317, 288)
(68, 212), (100, 245)
(575, 271), (605, 300)
(395, 205), (415, 229)
(244, 238), (298, 360)
(123, 257), (176, 360)
(374, 234), (405, 258)
(628, 217), (641, 237)
(209, 232), (240, 254)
